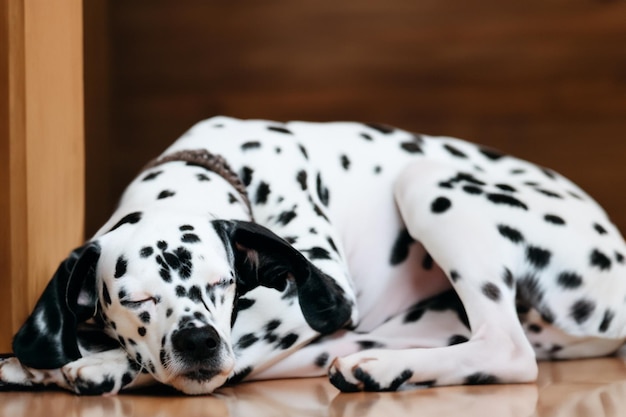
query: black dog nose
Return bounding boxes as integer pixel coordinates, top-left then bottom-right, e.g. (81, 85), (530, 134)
(172, 326), (221, 361)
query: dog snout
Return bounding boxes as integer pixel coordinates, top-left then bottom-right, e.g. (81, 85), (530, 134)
(172, 325), (221, 362)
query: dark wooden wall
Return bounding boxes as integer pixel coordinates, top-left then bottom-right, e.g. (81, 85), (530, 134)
(85, 0), (626, 237)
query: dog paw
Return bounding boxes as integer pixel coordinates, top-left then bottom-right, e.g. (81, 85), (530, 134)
(61, 351), (138, 395)
(0, 356), (60, 389)
(328, 354), (417, 392)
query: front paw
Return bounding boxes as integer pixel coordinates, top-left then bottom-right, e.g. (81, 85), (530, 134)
(0, 356), (60, 390)
(61, 352), (138, 395)
(328, 354), (415, 392)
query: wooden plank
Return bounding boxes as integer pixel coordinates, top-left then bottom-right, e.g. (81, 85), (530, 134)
(0, 0), (84, 352)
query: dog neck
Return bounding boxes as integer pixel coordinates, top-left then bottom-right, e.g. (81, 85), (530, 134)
(143, 149), (254, 221)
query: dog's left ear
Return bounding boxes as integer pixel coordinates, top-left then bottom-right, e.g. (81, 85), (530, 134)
(12, 242), (101, 369)
(212, 220), (352, 334)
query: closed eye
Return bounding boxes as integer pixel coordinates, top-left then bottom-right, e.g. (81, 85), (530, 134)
(120, 297), (159, 309)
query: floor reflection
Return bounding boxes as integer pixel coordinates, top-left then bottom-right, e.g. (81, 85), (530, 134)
(1, 358), (626, 417)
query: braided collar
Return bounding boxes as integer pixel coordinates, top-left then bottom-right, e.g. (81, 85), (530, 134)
(142, 149), (254, 219)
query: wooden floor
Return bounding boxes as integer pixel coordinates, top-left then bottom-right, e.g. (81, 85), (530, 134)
(1, 358), (625, 416)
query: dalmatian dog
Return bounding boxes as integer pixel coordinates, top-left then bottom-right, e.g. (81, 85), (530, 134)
(1, 116), (626, 395)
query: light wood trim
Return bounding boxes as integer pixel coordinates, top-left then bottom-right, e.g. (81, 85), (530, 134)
(0, 0), (84, 352)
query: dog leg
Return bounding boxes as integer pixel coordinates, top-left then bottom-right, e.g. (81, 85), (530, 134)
(328, 160), (538, 391)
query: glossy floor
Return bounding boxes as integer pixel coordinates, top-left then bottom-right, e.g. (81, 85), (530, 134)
(2, 358), (626, 417)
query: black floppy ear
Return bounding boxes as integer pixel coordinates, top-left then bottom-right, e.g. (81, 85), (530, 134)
(212, 220), (352, 334)
(12, 242), (101, 369)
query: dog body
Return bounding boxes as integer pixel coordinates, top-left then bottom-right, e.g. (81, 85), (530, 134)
(2, 116), (626, 394)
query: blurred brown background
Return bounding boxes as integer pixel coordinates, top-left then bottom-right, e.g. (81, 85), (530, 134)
(84, 0), (626, 237)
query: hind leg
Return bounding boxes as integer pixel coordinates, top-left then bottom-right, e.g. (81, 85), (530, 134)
(250, 290), (470, 382)
(329, 160), (538, 391)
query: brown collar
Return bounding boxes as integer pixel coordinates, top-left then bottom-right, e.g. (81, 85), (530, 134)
(142, 149), (254, 219)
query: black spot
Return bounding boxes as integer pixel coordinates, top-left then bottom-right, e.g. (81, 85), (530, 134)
(298, 144), (309, 159)
(265, 320), (281, 332)
(465, 373), (498, 385)
(241, 141), (261, 150)
(159, 267), (172, 283)
(267, 125), (293, 135)
(390, 228), (415, 265)
(486, 193), (528, 210)
(527, 324), (542, 333)
(431, 197), (452, 214)
(255, 182), (271, 204)
(138, 327), (147, 337)
(616, 252), (625, 264)
(516, 274), (545, 309)
(570, 299), (596, 324)
(495, 184), (516, 192)
(109, 212), (143, 232)
(479, 147), (504, 161)
(276, 208), (297, 226)
(360, 132), (374, 141)
(157, 190), (175, 199)
(139, 312), (151, 324)
(237, 333), (259, 349)
(142, 171), (163, 181)
(450, 270), (460, 282)
(175, 286), (186, 297)
(403, 306), (425, 323)
(327, 237), (339, 253)
(510, 168), (526, 174)
(237, 297), (255, 311)
(593, 223), (608, 235)
(102, 283), (112, 306)
(599, 310), (615, 333)
(366, 123), (395, 134)
(502, 268), (514, 288)
(181, 233), (200, 243)
(180, 225), (194, 231)
(240, 167), (254, 186)
(166, 308), (173, 318)
(569, 191), (584, 200)
(444, 143), (467, 158)
(329, 370), (360, 393)
(316, 173), (330, 206)
(387, 369), (414, 392)
(305, 247), (332, 260)
(357, 340), (384, 350)
(590, 249), (612, 271)
(541, 168), (557, 180)
(497, 224), (525, 244)
(400, 141), (422, 153)
(296, 170), (307, 190)
(227, 366), (253, 385)
(340, 154), (351, 170)
(526, 246), (551, 269)
(422, 252), (434, 270)
(188, 286), (202, 303)
(482, 282), (501, 301)
(544, 214), (566, 225)
(448, 335), (469, 346)
(228, 193), (239, 204)
(140, 246), (154, 258)
(557, 272), (583, 289)
(315, 352), (330, 368)
(462, 185), (483, 195)
(535, 188), (562, 199)
(115, 256), (128, 278)
(197, 173), (210, 181)
(278, 333), (298, 349)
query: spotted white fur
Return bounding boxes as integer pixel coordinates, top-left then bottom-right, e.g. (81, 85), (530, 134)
(2, 116), (625, 394)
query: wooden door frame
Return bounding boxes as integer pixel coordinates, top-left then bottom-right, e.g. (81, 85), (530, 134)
(0, 0), (84, 352)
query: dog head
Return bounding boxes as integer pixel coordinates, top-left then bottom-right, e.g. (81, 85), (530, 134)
(12, 215), (351, 394)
